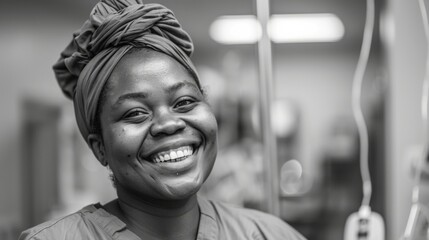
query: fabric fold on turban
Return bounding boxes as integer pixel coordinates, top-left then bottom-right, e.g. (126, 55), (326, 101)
(53, 0), (199, 142)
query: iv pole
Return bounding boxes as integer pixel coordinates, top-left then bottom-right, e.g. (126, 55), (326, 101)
(255, 0), (280, 216)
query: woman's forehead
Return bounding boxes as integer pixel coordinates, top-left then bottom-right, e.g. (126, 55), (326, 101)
(105, 48), (199, 99)
(112, 48), (192, 79)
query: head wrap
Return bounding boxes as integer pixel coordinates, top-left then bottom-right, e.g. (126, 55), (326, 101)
(53, 0), (199, 142)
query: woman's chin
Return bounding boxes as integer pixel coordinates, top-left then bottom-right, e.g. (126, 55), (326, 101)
(156, 180), (202, 200)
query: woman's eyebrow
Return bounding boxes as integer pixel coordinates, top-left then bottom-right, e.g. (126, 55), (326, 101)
(115, 92), (150, 106)
(167, 81), (200, 94)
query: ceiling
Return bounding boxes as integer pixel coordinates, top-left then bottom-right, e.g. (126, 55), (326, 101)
(1, 0), (383, 56)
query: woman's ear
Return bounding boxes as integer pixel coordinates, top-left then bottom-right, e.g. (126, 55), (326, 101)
(87, 134), (107, 166)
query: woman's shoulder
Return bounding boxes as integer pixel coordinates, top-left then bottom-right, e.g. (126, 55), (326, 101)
(199, 198), (307, 240)
(206, 199), (291, 228)
(18, 204), (100, 240)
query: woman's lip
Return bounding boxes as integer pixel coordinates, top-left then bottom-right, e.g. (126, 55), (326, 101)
(150, 146), (199, 173)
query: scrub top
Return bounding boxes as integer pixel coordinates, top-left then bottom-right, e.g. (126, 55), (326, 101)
(19, 197), (306, 240)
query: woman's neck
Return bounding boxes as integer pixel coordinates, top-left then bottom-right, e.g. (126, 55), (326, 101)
(114, 187), (200, 240)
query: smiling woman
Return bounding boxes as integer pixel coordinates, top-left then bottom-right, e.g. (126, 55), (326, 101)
(92, 49), (218, 202)
(18, 0), (305, 239)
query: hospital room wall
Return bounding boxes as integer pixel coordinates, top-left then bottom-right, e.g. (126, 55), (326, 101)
(385, 0), (427, 239)
(0, 7), (84, 232)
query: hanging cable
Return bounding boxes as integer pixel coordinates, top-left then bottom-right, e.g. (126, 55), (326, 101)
(344, 3), (387, 239)
(351, 0), (375, 207)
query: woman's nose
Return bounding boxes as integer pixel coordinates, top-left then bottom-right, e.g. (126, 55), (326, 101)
(149, 110), (186, 136)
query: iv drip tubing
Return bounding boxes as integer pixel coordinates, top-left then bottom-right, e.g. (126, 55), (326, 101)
(418, 0), (429, 46)
(418, 0), (429, 149)
(352, 0), (375, 207)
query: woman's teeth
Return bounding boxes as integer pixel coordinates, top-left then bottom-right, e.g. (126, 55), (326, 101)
(152, 146), (194, 163)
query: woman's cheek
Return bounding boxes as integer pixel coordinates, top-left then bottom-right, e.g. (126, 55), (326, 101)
(196, 105), (218, 128)
(108, 124), (147, 159)
(203, 112), (218, 140)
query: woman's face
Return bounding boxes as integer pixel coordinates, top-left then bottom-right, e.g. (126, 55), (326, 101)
(96, 49), (218, 200)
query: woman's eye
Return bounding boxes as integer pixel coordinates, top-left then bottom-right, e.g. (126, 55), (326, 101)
(123, 110), (148, 121)
(175, 98), (196, 108)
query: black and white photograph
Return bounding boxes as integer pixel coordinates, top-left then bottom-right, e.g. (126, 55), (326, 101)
(0, 0), (425, 239)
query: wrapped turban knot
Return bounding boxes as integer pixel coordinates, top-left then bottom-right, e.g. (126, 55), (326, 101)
(53, 0), (199, 142)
